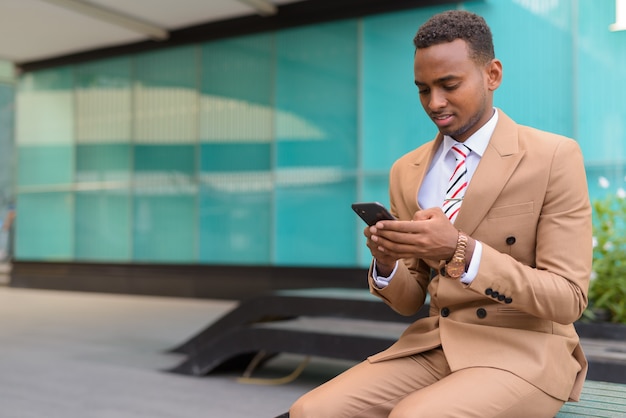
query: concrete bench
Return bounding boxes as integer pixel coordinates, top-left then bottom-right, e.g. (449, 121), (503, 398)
(273, 380), (626, 417)
(169, 287), (626, 380)
(273, 381), (626, 417)
(558, 380), (626, 416)
(168, 288), (426, 375)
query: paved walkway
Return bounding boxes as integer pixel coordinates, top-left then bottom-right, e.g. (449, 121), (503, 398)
(0, 285), (354, 418)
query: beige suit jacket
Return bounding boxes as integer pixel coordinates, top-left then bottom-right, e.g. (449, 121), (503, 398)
(368, 110), (592, 402)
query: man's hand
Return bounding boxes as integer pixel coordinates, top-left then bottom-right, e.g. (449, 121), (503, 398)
(364, 207), (464, 268)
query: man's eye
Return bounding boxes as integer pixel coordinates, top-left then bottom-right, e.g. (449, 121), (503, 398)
(444, 84), (459, 91)
(418, 89), (429, 95)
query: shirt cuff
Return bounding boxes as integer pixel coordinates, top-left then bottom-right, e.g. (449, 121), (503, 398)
(460, 240), (482, 285)
(372, 259), (399, 288)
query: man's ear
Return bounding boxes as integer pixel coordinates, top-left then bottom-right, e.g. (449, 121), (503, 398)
(485, 59), (503, 91)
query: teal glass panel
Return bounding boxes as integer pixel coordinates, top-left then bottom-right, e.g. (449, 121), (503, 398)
(134, 144), (195, 174)
(76, 144), (131, 182)
(200, 33), (273, 106)
(15, 192), (73, 260)
(134, 46), (198, 145)
(132, 47), (198, 263)
(199, 34), (273, 164)
(576, 0), (626, 175)
(75, 56), (132, 145)
(135, 46), (198, 88)
(73, 57), (133, 262)
(19, 67), (72, 91)
(75, 56), (131, 87)
(200, 143), (270, 172)
(470, 1), (574, 136)
(133, 105), (195, 256)
(275, 20), (358, 169)
(198, 34), (274, 264)
(0, 83), (15, 207)
(274, 171), (357, 266)
(16, 67), (74, 149)
(18, 145), (73, 186)
(75, 190), (131, 261)
(133, 144), (196, 262)
(16, 67), (74, 187)
(199, 177), (271, 264)
(359, 174), (391, 209)
(75, 56), (132, 184)
(273, 20), (358, 266)
(361, 6), (450, 171)
(133, 194), (196, 262)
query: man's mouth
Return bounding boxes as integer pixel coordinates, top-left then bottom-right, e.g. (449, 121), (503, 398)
(432, 114), (453, 127)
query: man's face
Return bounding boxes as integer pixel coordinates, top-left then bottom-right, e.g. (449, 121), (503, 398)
(414, 38), (500, 142)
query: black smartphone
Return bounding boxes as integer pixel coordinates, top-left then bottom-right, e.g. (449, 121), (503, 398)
(351, 202), (396, 226)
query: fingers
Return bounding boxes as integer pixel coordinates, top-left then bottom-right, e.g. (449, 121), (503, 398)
(370, 233), (418, 259)
(363, 225), (403, 263)
(364, 209), (459, 260)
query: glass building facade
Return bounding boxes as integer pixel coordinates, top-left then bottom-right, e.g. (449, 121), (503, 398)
(0, 60), (15, 261)
(12, 0), (626, 267)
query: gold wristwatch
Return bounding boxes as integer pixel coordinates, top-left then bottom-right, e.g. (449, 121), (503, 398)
(445, 231), (468, 279)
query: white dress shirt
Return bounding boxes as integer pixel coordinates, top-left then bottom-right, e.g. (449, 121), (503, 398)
(373, 109), (499, 287)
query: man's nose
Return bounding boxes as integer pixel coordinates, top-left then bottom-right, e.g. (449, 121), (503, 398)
(428, 90), (447, 110)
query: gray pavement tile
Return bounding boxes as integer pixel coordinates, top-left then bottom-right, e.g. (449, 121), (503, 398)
(0, 287), (353, 418)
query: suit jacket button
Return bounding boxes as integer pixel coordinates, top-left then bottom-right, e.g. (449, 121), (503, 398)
(491, 291), (500, 299)
(476, 308), (487, 318)
(505, 297), (513, 304)
(506, 236), (516, 245)
(498, 294), (506, 301)
(441, 307), (450, 317)
(485, 288), (493, 296)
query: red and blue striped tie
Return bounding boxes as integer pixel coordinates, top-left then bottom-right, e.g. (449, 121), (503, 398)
(443, 143), (470, 223)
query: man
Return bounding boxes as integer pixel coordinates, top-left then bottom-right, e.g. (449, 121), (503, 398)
(289, 9), (591, 418)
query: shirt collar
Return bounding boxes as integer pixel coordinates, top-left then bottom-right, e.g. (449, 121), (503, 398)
(442, 108), (499, 158)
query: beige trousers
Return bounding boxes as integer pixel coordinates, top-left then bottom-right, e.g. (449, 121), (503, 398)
(289, 348), (564, 418)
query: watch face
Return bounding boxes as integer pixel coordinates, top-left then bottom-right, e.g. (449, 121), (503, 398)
(446, 260), (464, 278)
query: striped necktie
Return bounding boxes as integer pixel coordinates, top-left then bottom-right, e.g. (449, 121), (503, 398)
(443, 143), (470, 223)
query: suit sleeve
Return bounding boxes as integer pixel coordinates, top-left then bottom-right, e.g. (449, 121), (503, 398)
(368, 158), (431, 316)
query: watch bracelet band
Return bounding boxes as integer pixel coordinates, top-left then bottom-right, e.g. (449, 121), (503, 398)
(445, 230), (468, 278)
(453, 231), (468, 261)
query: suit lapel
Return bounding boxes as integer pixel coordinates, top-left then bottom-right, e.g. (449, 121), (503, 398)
(455, 111), (525, 235)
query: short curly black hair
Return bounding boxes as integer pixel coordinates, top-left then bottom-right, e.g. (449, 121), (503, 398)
(413, 10), (494, 64)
